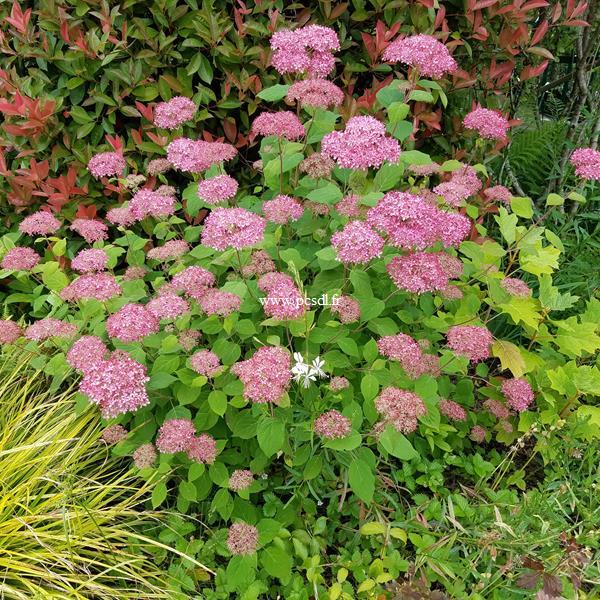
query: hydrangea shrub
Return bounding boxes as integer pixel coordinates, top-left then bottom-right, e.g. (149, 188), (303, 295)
(0, 20), (599, 599)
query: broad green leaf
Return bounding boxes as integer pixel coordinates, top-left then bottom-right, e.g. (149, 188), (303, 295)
(306, 183), (343, 204)
(257, 84), (290, 101)
(379, 425), (418, 460)
(208, 390), (228, 416)
(361, 374), (379, 401)
(151, 481), (168, 508)
(257, 417), (285, 457)
(261, 544), (292, 582)
(498, 296), (542, 329)
(360, 522), (385, 535)
(554, 317), (600, 357)
(546, 193), (564, 206)
(538, 274), (578, 311)
(348, 458), (375, 503)
(323, 430), (362, 451)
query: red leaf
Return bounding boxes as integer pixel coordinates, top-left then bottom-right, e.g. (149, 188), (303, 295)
(521, 0), (550, 9)
(5, 2), (32, 34)
(563, 19), (589, 25)
(473, 0), (500, 9)
(551, 2), (562, 21)
(531, 20), (549, 45)
(517, 572), (540, 589)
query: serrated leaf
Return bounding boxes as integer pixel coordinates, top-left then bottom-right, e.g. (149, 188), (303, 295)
(492, 340), (526, 377)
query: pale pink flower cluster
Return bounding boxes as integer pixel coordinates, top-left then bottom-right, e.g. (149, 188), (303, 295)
(440, 285), (464, 300)
(330, 376), (349, 391)
(375, 387), (427, 434)
(463, 107), (510, 140)
(300, 153), (335, 179)
(187, 434), (218, 464)
(147, 239), (189, 261)
(101, 424), (128, 444)
(71, 248), (108, 273)
(201, 207), (266, 251)
(229, 469), (254, 492)
(66, 335), (107, 371)
(106, 303), (159, 342)
(75, 348), (150, 418)
(252, 111), (305, 140)
(383, 34), (457, 79)
(171, 266), (216, 300)
(133, 443), (157, 469)
(0, 320), (22, 344)
(106, 206), (136, 227)
(335, 194), (362, 218)
(331, 296), (360, 323)
(270, 25), (339, 77)
(484, 399), (511, 420)
(197, 175), (239, 205)
(227, 522), (259, 555)
(386, 252), (450, 294)
(378, 333), (440, 379)
(439, 399), (467, 421)
(331, 221), (384, 264)
(258, 272), (305, 320)
(147, 293), (189, 320)
(19, 210), (61, 236)
(434, 165), (482, 207)
(154, 96), (196, 129)
(314, 409), (352, 439)
(178, 329), (201, 351)
(484, 185), (512, 203)
(322, 116), (400, 170)
(61, 273), (122, 302)
(199, 289), (241, 317)
(470, 425), (487, 442)
(123, 266), (146, 280)
(570, 148), (600, 181)
(410, 163), (440, 176)
(501, 277), (531, 297)
(129, 189), (176, 220)
(70, 219), (108, 243)
(190, 349), (222, 377)
(156, 419), (196, 453)
(88, 151), (126, 178)
(263, 194), (304, 224)
(232, 346), (291, 404)
(147, 158), (172, 176)
(1, 247), (40, 270)
(501, 377), (534, 412)
(241, 250), (275, 277)
(367, 191), (470, 249)
(287, 79), (344, 108)
(25, 319), (77, 341)
(446, 325), (493, 362)
(167, 138), (237, 173)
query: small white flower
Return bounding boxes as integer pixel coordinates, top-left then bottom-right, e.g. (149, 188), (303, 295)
(311, 356), (327, 379)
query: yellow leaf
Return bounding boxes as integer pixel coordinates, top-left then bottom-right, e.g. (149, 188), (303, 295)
(360, 522), (385, 536)
(389, 527), (407, 542)
(491, 340), (526, 377)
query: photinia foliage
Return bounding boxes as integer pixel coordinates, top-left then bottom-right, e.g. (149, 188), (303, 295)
(0, 5), (598, 600)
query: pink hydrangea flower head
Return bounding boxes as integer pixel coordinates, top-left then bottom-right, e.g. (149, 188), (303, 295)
(437, 253), (464, 279)
(106, 206), (136, 227)
(147, 239), (189, 261)
(263, 194), (304, 224)
(1, 247), (40, 271)
(232, 346), (291, 404)
(88, 151), (126, 178)
(79, 350), (149, 418)
(297, 24), (340, 52)
(331, 221), (385, 265)
(227, 522), (259, 555)
(171, 265), (216, 299)
(67, 335), (108, 373)
(106, 303), (159, 342)
(377, 333), (439, 379)
(441, 285), (464, 300)
(308, 50), (336, 77)
(375, 387), (427, 434)
(147, 158), (172, 176)
(261, 280), (305, 320)
(197, 174), (239, 205)
(241, 250), (276, 277)
(314, 409), (352, 439)
(70, 219), (108, 243)
(229, 469), (254, 492)
(156, 418), (196, 453)
(199, 289), (241, 317)
(129, 189), (176, 220)
(439, 399), (467, 421)
(190, 349), (222, 377)
(178, 329), (201, 351)
(335, 194), (362, 218)
(123, 266), (146, 280)
(154, 96), (196, 129)
(501, 277), (531, 297)
(446, 325), (493, 362)
(386, 252), (449, 294)
(322, 115), (400, 170)
(257, 272), (295, 293)
(484, 399), (511, 420)
(19, 211), (61, 236)
(501, 377), (534, 412)
(484, 185), (512, 203)
(0, 320), (22, 344)
(383, 34), (457, 79)
(252, 111), (305, 140)
(187, 433), (217, 464)
(570, 147), (600, 181)
(147, 293), (189, 320)
(463, 107), (510, 140)
(470, 425), (487, 442)
(61, 272), (122, 302)
(410, 162), (440, 176)
(101, 424), (128, 444)
(300, 153), (335, 179)
(25, 319), (77, 341)
(133, 443), (157, 469)
(167, 138), (237, 173)
(286, 79), (344, 108)
(201, 207), (266, 251)
(331, 296), (360, 324)
(330, 376), (349, 391)
(71, 248), (109, 273)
